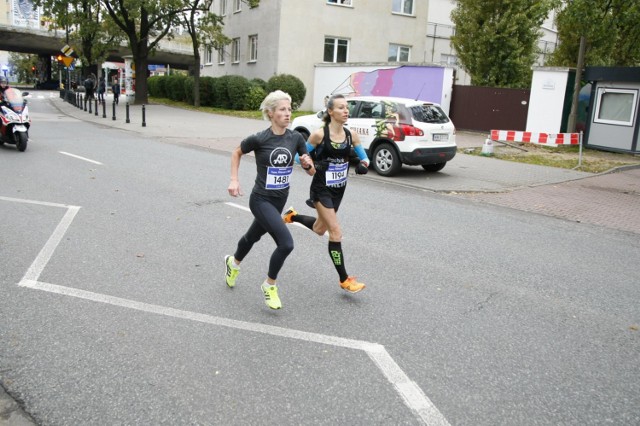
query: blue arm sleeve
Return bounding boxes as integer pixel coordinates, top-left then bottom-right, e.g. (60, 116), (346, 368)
(354, 144), (369, 162)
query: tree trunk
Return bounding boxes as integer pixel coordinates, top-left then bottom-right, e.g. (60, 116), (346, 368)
(133, 42), (149, 105)
(193, 53), (201, 107)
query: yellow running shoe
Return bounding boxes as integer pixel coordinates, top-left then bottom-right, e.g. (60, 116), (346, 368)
(282, 206), (298, 224)
(340, 276), (366, 293)
(261, 282), (282, 309)
(224, 255), (239, 288)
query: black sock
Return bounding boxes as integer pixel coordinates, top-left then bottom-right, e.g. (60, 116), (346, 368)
(292, 214), (316, 230)
(328, 241), (348, 282)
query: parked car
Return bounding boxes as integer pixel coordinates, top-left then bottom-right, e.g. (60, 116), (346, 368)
(290, 96), (457, 176)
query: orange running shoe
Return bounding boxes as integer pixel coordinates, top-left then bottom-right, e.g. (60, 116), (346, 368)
(282, 206), (298, 224)
(340, 276), (366, 293)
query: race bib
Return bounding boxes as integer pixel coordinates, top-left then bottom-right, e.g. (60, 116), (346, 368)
(326, 162), (348, 187)
(266, 166), (293, 190)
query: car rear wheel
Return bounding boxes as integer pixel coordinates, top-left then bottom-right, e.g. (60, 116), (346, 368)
(421, 162), (446, 172)
(372, 143), (402, 177)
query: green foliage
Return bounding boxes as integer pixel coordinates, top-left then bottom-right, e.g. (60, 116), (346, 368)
(147, 75), (162, 97)
(212, 75), (232, 109)
(226, 75), (250, 110)
(451, 0), (556, 88)
(183, 77), (195, 105)
(249, 78), (267, 90)
(166, 75), (188, 102)
(547, 0), (640, 67)
(199, 77), (215, 107)
(243, 84), (267, 111)
(266, 74), (306, 109)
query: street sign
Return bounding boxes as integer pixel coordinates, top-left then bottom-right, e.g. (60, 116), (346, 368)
(61, 56), (73, 67)
(61, 44), (74, 57)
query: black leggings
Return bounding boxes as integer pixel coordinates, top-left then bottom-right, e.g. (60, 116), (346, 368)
(234, 193), (293, 281)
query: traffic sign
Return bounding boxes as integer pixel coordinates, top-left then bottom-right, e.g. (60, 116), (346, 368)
(61, 44), (75, 57)
(61, 56), (73, 67)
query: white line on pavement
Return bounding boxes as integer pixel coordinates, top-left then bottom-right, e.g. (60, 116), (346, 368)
(59, 151), (103, 165)
(8, 196), (449, 426)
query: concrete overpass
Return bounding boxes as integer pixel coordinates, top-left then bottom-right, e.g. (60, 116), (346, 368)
(0, 24), (195, 69)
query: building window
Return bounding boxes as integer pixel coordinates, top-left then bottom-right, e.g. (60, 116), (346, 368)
(324, 37), (349, 63)
(392, 0), (414, 15)
(231, 38), (240, 63)
(327, 0), (352, 6)
(220, 0), (227, 16)
(593, 88), (637, 126)
(204, 46), (213, 64)
(233, 0), (241, 12)
(388, 44), (410, 62)
(440, 54), (458, 66)
(217, 48), (225, 64)
(248, 35), (258, 62)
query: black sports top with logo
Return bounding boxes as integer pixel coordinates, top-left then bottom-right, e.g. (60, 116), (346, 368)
(241, 127), (308, 198)
(310, 126), (352, 199)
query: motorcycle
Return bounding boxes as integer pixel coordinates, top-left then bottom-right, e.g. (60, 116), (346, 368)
(0, 87), (31, 152)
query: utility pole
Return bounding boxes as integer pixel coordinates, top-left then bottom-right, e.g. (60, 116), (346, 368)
(566, 35), (586, 133)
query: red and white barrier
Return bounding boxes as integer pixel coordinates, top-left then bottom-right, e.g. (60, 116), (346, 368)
(490, 130), (580, 146)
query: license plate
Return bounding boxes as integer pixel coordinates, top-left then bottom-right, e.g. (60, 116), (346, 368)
(433, 133), (449, 142)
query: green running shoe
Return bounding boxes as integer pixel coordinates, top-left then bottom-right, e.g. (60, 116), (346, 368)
(261, 282), (282, 310)
(224, 255), (239, 288)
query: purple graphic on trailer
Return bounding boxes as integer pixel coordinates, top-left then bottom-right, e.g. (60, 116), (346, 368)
(347, 66), (444, 103)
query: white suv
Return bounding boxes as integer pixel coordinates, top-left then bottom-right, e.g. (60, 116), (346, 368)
(290, 96), (456, 177)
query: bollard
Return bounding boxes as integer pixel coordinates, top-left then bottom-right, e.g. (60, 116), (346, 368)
(94, 98), (98, 116)
(481, 138), (494, 156)
(84, 95), (88, 112)
(142, 104), (146, 127)
(76, 93), (80, 108)
(88, 98), (92, 114)
(112, 101), (116, 121)
(102, 100), (106, 118)
(125, 103), (130, 123)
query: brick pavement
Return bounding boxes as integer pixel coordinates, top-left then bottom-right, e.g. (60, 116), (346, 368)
(458, 168), (640, 235)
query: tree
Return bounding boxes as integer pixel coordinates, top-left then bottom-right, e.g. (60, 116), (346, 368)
(102, 0), (190, 104)
(181, 0), (258, 107)
(33, 0), (122, 79)
(451, 0), (556, 88)
(548, 0), (640, 67)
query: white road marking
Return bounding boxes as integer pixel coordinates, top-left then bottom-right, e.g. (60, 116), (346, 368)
(59, 151), (103, 165)
(5, 196), (449, 426)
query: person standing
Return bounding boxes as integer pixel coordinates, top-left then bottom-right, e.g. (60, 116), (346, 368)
(83, 74), (95, 108)
(112, 80), (120, 104)
(282, 94), (369, 293)
(225, 90), (315, 310)
(97, 77), (106, 104)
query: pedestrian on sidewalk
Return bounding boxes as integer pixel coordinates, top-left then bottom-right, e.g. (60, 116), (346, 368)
(83, 74), (95, 108)
(224, 90), (315, 310)
(97, 77), (106, 103)
(282, 94), (370, 294)
(112, 81), (120, 104)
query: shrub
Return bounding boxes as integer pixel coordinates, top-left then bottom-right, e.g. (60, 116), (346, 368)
(212, 76), (231, 108)
(266, 74), (306, 110)
(183, 77), (194, 105)
(166, 75), (188, 102)
(243, 84), (267, 111)
(226, 75), (250, 110)
(147, 76), (161, 97)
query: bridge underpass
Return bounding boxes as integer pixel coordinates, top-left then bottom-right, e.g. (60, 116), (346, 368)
(0, 24), (195, 71)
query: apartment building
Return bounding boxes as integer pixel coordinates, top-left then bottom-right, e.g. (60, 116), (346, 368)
(202, 0), (559, 110)
(203, 0), (430, 110)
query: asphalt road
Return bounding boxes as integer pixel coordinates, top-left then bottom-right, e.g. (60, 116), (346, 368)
(1, 94), (638, 425)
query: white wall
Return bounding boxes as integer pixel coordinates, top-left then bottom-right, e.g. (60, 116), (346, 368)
(526, 68), (572, 133)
